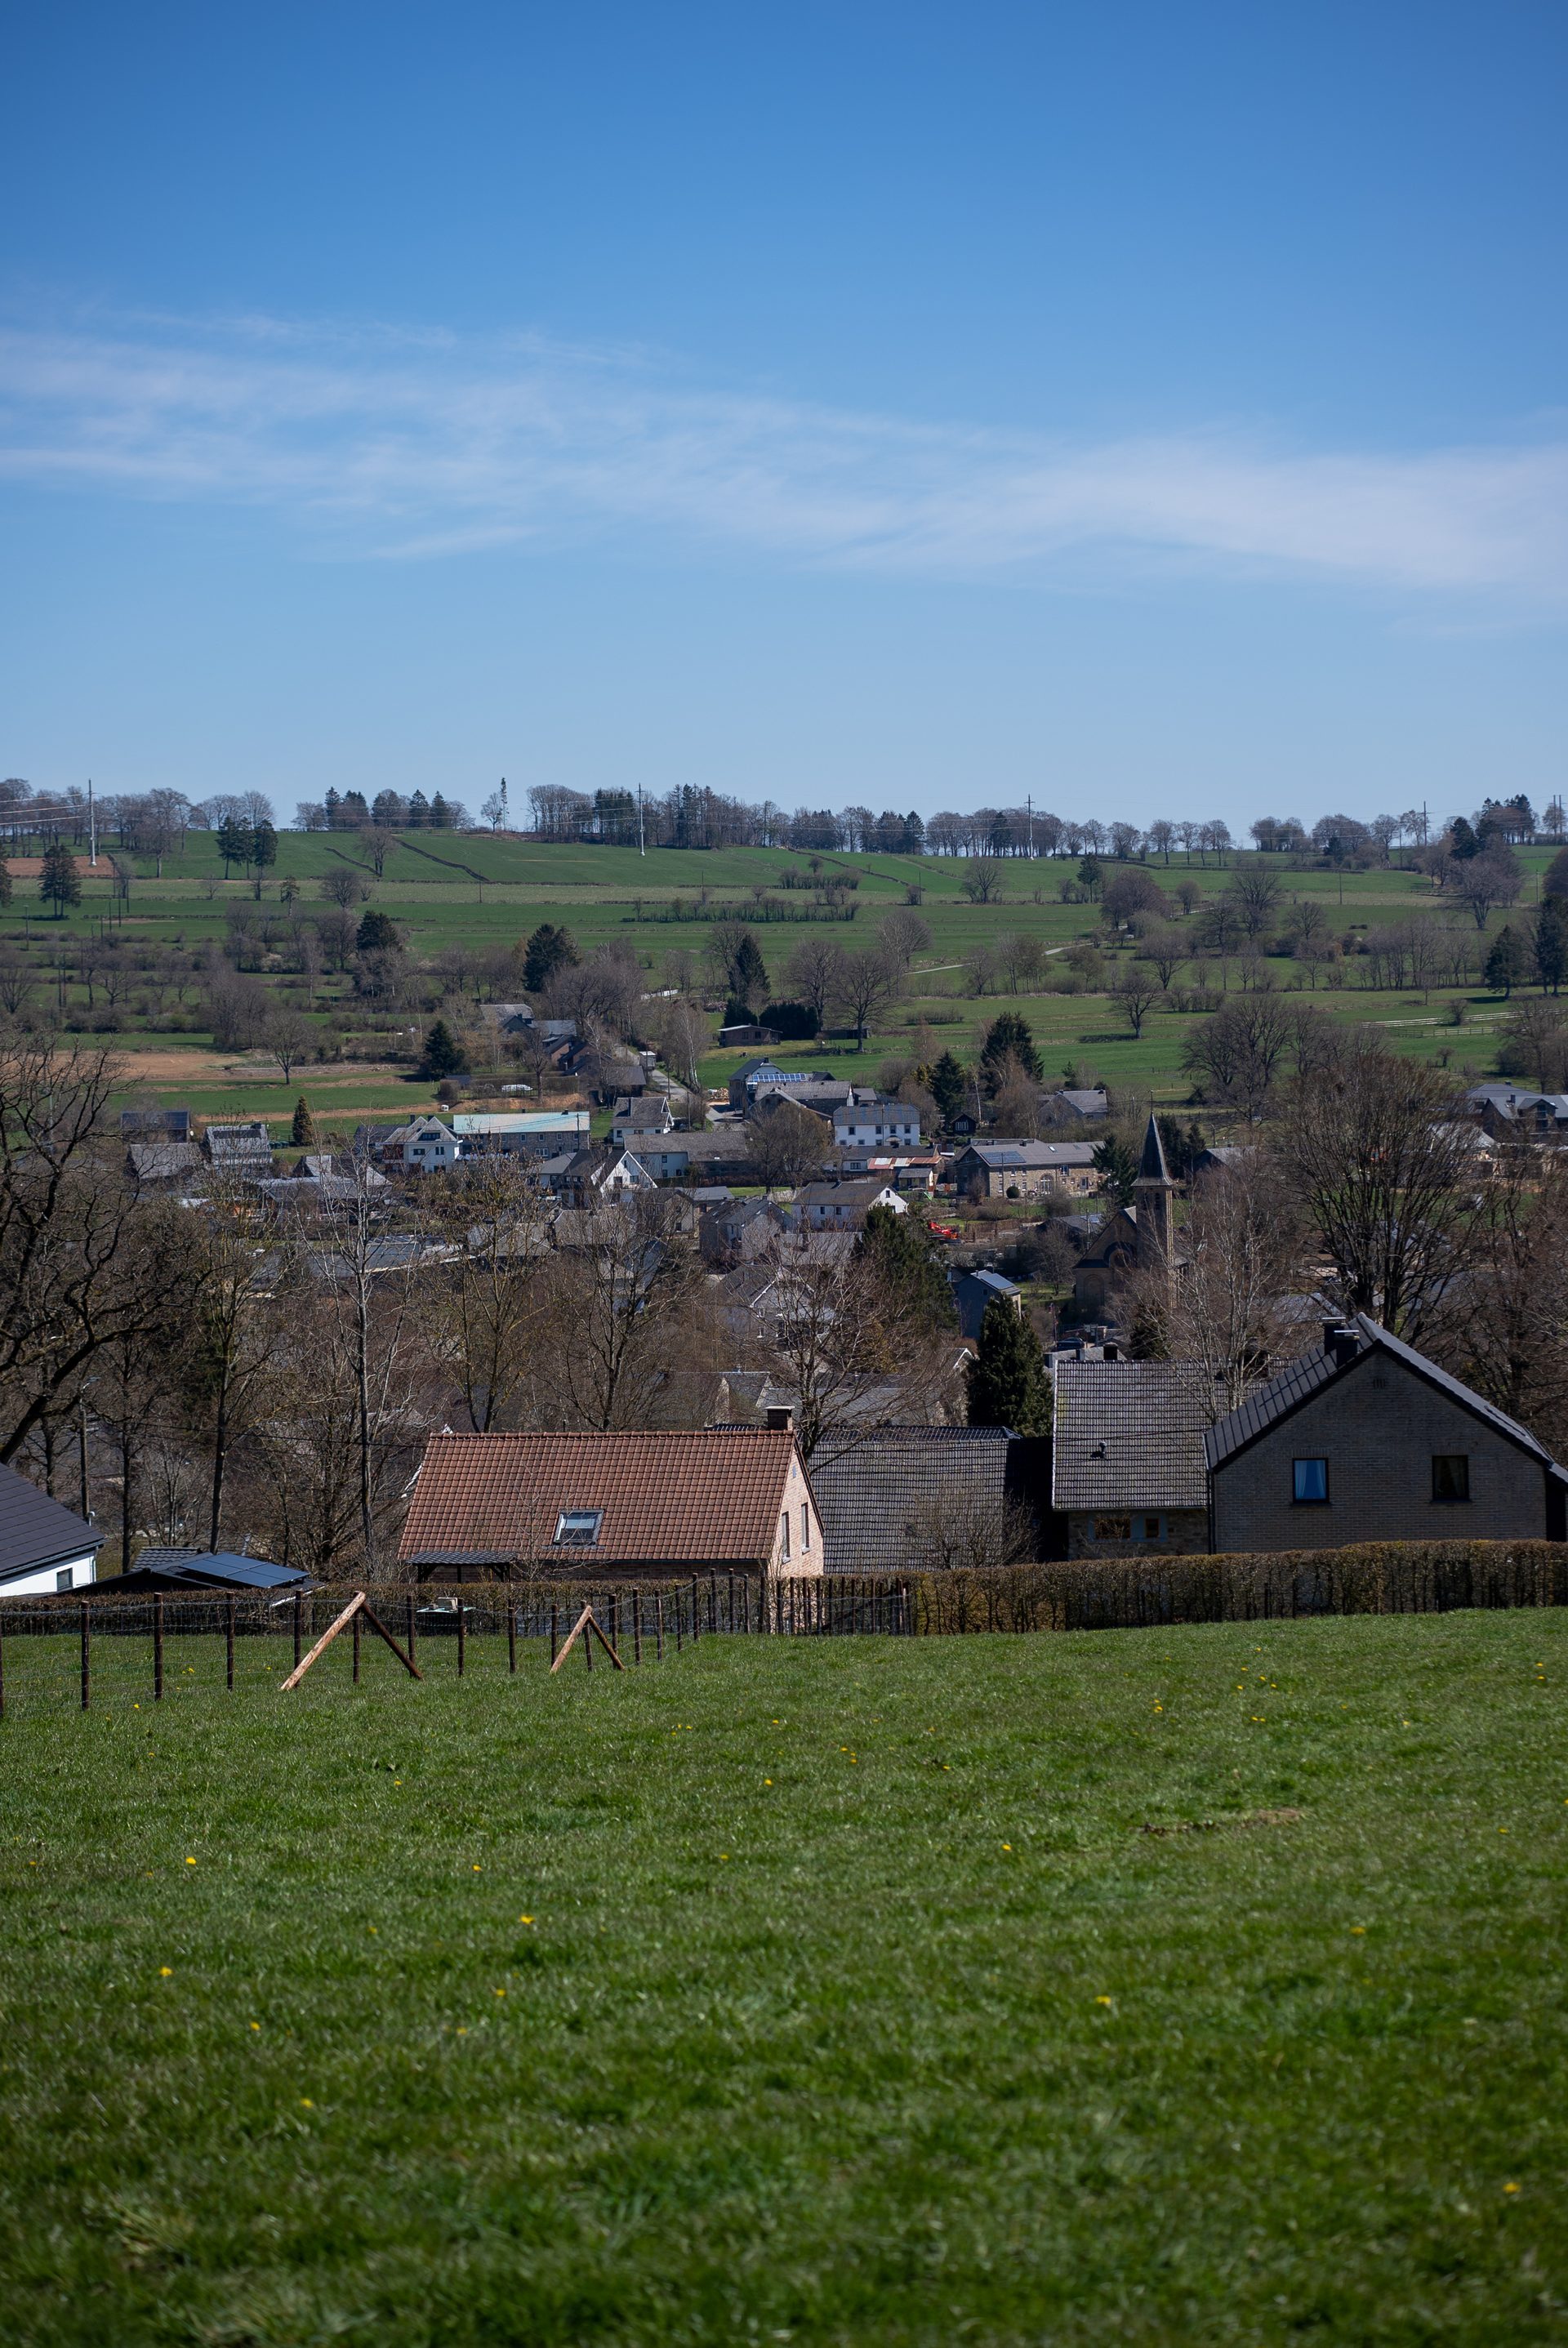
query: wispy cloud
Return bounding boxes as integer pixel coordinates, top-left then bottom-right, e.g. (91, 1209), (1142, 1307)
(0, 312), (1564, 599)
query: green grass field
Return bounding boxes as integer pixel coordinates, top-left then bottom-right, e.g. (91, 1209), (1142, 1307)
(6, 833), (1554, 1123)
(4, 1612), (1566, 2344)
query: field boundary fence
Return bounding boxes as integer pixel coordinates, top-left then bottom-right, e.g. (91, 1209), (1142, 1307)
(1, 1540), (1561, 1717)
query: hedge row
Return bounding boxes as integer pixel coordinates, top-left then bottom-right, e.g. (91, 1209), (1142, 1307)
(894, 1540), (1568, 1635)
(330, 1539), (1568, 1636)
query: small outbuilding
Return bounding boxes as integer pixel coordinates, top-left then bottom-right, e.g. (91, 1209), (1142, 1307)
(103, 1550), (315, 1594)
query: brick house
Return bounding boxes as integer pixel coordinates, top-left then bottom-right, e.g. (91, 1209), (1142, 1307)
(1207, 1317), (1568, 1550)
(399, 1427), (822, 1580)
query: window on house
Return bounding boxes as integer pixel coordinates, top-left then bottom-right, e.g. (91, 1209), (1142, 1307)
(1093, 1514), (1132, 1540)
(779, 1512), (791, 1560)
(1294, 1459), (1330, 1503)
(56, 1566), (74, 1592)
(1134, 1515), (1165, 1542)
(1432, 1455), (1471, 1503)
(553, 1509), (602, 1547)
(801, 1504), (810, 1550)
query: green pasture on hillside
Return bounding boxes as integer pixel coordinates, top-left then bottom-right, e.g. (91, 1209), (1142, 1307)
(2, 836), (1557, 1120)
(3, 1613), (1566, 2344)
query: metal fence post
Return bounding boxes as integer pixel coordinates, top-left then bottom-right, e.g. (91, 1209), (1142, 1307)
(633, 1590), (642, 1664)
(457, 1601), (466, 1677)
(226, 1594), (236, 1691)
(292, 1594), (303, 1672)
(507, 1602), (517, 1675)
(79, 1600), (90, 1711)
(407, 1593), (417, 1671)
(154, 1593), (164, 1701)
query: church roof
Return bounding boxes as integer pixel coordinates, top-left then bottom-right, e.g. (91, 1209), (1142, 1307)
(1136, 1115), (1173, 1185)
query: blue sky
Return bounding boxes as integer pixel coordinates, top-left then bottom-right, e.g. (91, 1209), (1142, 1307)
(2, 1), (1565, 827)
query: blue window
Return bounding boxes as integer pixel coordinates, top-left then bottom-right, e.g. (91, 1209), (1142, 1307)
(1293, 1459), (1329, 1503)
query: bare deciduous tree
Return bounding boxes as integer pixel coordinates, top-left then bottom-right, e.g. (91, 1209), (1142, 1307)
(1273, 1036), (1475, 1334)
(1120, 1158), (1308, 1413)
(0, 1041), (195, 1463)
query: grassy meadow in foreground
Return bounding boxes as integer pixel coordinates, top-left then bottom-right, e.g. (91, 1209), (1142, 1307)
(2, 1613), (1566, 2345)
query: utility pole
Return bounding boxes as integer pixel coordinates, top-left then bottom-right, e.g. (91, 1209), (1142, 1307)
(87, 778), (97, 869)
(638, 781), (645, 858)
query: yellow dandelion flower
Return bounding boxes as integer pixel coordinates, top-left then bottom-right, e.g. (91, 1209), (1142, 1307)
(185, 1856), (196, 1866)
(250, 2021), (261, 2031)
(1095, 1995), (1113, 2006)
(158, 1966), (173, 1977)
(300, 2098), (313, 2108)
(1350, 1926), (1365, 1936)
(519, 1915), (533, 1925)
(1504, 2181), (1521, 2194)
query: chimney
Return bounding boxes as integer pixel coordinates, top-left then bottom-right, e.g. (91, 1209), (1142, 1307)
(1321, 1322), (1360, 1368)
(765, 1405), (795, 1432)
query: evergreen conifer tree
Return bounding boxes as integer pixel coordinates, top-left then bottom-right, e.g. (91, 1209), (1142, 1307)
(966, 1298), (1051, 1433)
(422, 1019), (467, 1079)
(1091, 1131), (1139, 1205)
(291, 1096), (316, 1146)
(980, 1012), (1042, 1085)
(854, 1206), (958, 1334)
(39, 838), (81, 916)
(731, 932), (769, 1012)
(0, 857), (11, 908)
(928, 1049), (969, 1125)
(522, 922), (580, 992)
(1534, 895), (1568, 995)
(1484, 924), (1529, 997)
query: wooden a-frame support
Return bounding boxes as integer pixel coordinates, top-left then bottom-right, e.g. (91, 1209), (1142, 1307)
(280, 1591), (424, 1691)
(550, 1602), (626, 1673)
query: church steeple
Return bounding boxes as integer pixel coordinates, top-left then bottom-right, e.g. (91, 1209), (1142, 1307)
(1134, 1113), (1174, 1270)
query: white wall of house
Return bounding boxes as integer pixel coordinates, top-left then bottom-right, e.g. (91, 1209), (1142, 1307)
(2, 1549), (101, 1596)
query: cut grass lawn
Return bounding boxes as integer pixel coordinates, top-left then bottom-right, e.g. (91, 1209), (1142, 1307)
(3, 1610), (1566, 2344)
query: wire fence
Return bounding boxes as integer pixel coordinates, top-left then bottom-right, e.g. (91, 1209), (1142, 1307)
(3, 1539), (1561, 1717)
(0, 1573), (920, 1718)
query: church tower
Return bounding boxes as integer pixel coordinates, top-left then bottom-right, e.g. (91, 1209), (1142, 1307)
(1134, 1114), (1175, 1272)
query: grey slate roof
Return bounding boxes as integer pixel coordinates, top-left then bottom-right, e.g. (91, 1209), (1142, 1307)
(1052, 1361), (1215, 1513)
(0, 1463), (105, 1585)
(1137, 1115), (1173, 1184)
(808, 1427), (1018, 1573)
(960, 1140), (1097, 1170)
(1205, 1315), (1568, 1476)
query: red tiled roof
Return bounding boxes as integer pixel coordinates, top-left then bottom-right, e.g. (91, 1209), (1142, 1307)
(399, 1429), (802, 1567)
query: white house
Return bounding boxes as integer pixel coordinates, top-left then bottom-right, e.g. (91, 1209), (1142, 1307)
(792, 1179), (909, 1231)
(391, 1117), (465, 1172)
(0, 1463), (105, 1593)
(831, 1094), (923, 1149)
